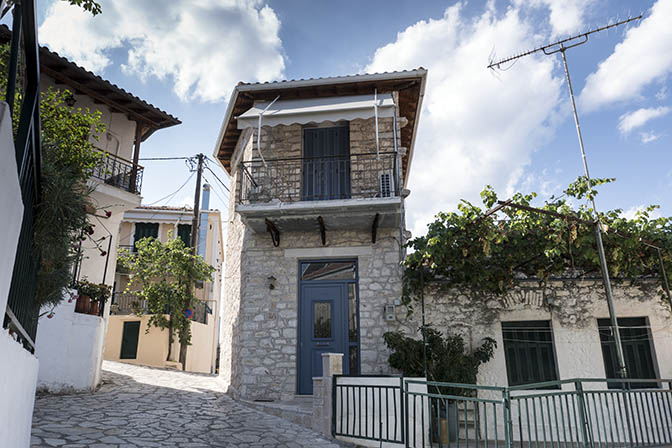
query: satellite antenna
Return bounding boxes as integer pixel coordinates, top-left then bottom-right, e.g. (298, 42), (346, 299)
(488, 15), (642, 380)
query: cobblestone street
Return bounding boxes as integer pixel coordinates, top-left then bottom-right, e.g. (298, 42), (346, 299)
(30, 361), (341, 448)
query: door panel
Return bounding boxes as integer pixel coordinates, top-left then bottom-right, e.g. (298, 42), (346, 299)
(298, 283), (347, 395)
(120, 321), (140, 359)
(302, 126), (350, 201)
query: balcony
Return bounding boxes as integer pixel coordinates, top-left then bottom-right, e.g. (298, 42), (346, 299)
(110, 292), (210, 324)
(91, 152), (144, 194)
(237, 152), (402, 237)
(110, 292), (146, 315)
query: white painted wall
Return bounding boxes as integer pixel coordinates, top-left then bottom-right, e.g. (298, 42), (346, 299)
(0, 100), (39, 448)
(34, 291), (106, 392)
(0, 101), (23, 317)
(0, 330), (39, 448)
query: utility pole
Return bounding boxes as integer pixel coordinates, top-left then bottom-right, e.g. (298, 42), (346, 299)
(488, 15), (642, 379)
(179, 153), (205, 370)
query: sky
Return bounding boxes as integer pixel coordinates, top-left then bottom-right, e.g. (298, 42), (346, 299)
(36, 0), (671, 239)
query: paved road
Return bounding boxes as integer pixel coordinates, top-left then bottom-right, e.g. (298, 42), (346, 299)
(31, 361), (341, 447)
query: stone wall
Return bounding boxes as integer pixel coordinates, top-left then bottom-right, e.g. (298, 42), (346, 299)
(222, 225), (403, 400)
(396, 279), (672, 386)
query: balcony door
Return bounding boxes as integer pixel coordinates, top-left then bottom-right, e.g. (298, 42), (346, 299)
(302, 125), (350, 201)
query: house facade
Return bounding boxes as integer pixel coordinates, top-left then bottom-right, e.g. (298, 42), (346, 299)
(103, 190), (224, 374)
(20, 36), (182, 392)
(214, 70), (427, 400)
(417, 279), (672, 390)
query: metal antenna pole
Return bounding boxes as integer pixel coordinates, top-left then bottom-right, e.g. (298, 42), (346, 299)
(559, 47), (627, 378)
(487, 15), (644, 379)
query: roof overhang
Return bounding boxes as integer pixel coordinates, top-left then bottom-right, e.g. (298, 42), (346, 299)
(213, 69), (427, 187)
(0, 25), (180, 140)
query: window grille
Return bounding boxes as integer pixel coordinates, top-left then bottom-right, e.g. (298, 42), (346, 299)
(502, 320), (559, 388)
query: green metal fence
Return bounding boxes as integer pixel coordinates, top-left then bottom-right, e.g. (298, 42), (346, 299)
(334, 376), (672, 447)
(402, 378), (672, 448)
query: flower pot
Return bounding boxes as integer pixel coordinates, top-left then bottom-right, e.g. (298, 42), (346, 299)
(75, 294), (90, 313)
(89, 299), (99, 316)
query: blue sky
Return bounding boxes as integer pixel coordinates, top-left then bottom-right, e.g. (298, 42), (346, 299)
(36, 0), (670, 237)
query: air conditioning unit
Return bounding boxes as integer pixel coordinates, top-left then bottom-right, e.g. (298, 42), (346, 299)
(379, 171), (395, 198)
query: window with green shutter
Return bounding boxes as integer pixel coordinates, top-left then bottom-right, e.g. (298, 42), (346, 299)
(133, 223), (159, 251)
(177, 224), (192, 247)
(598, 317), (658, 389)
(502, 320), (559, 389)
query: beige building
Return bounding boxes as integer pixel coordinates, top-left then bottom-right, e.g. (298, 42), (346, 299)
(213, 70), (427, 399)
(103, 191), (224, 374)
(21, 35), (182, 392)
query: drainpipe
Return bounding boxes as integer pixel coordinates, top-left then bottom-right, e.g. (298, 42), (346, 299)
(198, 184), (210, 260)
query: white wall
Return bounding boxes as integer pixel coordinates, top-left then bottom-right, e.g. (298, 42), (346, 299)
(34, 291), (106, 392)
(0, 330), (39, 448)
(0, 100), (39, 448)
(0, 101), (23, 317)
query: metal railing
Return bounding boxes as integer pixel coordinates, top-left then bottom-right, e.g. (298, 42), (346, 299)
(91, 151), (144, 194)
(333, 377), (672, 447)
(110, 292), (146, 315)
(333, 375), (406, 444)
(239, 152), (399, 204)
(3, 0), (42, 353)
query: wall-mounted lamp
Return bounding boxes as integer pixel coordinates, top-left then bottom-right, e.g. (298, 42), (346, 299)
(267, 276), (277, 290)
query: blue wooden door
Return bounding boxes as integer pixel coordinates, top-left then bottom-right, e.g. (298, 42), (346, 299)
(298, 283), (348, 395)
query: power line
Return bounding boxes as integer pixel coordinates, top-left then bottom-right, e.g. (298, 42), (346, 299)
(144, 171), (195, 206)
(139, 156), (194, 161)
(204, 159), (231, 193)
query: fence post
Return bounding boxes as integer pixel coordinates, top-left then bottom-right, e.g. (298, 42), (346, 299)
(575, 381), (592, 448)
(312, 353), (342, 438)
(503, 389), (513, 448)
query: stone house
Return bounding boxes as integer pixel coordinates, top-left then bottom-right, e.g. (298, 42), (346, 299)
(214, 70), (427, 400)
(103, 188), (224, 373)
(417, 278), (672, 390)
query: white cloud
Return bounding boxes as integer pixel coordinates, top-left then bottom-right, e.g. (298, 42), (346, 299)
(640, 131), (660, 144)
(367, 3), (564, 236)
(39, 0), (285, 102)
(622, 204), (661, 220)
(580, 0), (672, 112)
(618, 106), (670, 135)
(513, 0), (594, 37)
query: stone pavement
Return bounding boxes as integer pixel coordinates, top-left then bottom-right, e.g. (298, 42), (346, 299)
(31, 361), (342, 447)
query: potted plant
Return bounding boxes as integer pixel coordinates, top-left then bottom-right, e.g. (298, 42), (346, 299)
(76, 280), (111, 316)
(384, 326), (496, 443)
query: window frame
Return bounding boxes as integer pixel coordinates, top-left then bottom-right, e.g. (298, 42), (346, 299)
(501, 320), (561, 389)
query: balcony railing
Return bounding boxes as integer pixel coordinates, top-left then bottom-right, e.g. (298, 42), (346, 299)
(91, 151), (144, 194)
(110, 292), (146, 315)
(239, 152), (399, 205)
(110, 292), (209, 324)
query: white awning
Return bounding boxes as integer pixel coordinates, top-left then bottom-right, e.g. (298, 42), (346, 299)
(236, 93), (395, 129)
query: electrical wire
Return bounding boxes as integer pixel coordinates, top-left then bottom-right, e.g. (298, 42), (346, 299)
(139, 156), (194, 161)
(144, 171), (195, 206)
(204, 158), (231, 193)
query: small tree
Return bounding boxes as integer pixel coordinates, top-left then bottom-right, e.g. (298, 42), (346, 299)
(118, 236), (215, 366)
(384, 326), (496, 396)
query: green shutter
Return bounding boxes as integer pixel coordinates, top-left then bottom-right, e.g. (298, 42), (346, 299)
(502, 320), (559, 389)
(133, 223), (159, 251)
(177, 224), (192, 247)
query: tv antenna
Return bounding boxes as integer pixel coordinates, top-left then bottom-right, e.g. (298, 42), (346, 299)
(488, 14), (642, 380)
